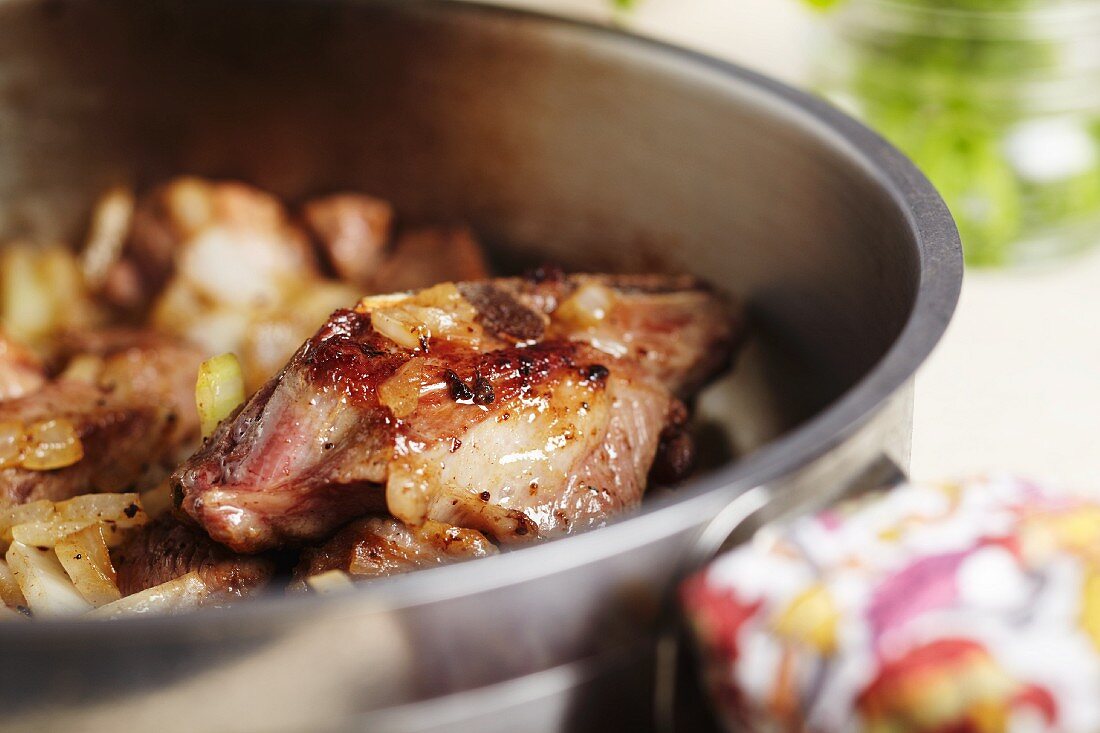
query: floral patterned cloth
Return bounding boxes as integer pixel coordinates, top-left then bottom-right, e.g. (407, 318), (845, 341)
(683, 475), (1100, 733)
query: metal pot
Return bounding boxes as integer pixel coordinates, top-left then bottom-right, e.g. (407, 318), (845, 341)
(0, 1), (961, 731)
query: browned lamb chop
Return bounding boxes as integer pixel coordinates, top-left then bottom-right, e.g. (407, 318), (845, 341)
(292, 516), (497, 587)
(0, 330), (204, 507)
(173, 273), (741, 554)
(113, 514), (276, 599)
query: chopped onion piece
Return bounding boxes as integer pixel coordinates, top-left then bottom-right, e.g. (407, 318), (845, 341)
(0, 420), (26, 469)
(196, 353), (246, 438)
(150, 279), (206, 341)
(556, 282), (616, 327)
(12, 519), (97, 548)
(59, 354), (105, 384)
(89, 571), (210, 619)
(40, 247), (92, 333)
(81, 186), (135, 289)
(10, 494), (146, 548)
(417, 283), (464, 309)
(0, 558), (26, 609)
(22, 418), (84, 470)
(0, 500), (54, 544)
(164, 178), (214, 237)
(56, 493), (146, 527)
(370, 307), (426, 350)
(292, 281), (361, 325)
(97, 522), (136, 549)
(368, 284), (477, 350)
(0, 246), (101, 344)
(0, 246), (54, 343)
(356, 292), (409, 312)
(184, 306), (253, 361)
(55, 525), (121, 607)
(6, 541), (92, 617)
(181, 227), (291, 307)
(378, 358), (424, 418)
(306, 569), (355, 595)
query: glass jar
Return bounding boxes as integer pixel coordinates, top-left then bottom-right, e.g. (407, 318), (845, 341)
(812, 0), (1100, 266)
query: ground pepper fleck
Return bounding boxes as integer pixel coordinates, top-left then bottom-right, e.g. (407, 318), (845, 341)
(473, 376), (495, 405)
(444, 370), (474, 401)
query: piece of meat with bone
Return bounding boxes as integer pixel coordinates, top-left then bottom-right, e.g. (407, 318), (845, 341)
(173, 274), (739, 553)
(113, 514), (276, 599)
(368, 226), (490, 294)
(0, 330), (204, 507)
(107, 177), (319, 314)
(301, 193), (394, 286)
(292, 516), (497, 588)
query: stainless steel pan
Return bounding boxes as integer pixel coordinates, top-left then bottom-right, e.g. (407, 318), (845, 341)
(0, 1), (962, 731)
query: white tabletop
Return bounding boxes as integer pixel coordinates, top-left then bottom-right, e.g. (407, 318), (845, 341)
(479, 0), (1100, 488)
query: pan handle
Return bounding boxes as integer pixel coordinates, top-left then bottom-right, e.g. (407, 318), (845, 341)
(653, 453), (908, 733)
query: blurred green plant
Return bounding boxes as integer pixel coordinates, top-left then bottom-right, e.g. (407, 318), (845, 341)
(808, 0), (1100, 265)
(609, 0), (1100, 264)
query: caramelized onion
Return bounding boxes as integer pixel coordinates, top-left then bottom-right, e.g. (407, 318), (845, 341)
(0, 559), (24, 609)
(59, 354), (105, 384)
(55, 524), (121, 607)
(378, 358), (424, 418)
(371, 308), (426, 351)
(6, 541), (92, 616)
(0, 246), (102, 344)
(81, 186), (135, 289)
(306, 569), (355, 595)
(0, 421), (26, 469)
(556, 282), (616, 327)
(366, 284), (479, 351)
(164, 177), (215, 238)
(195, 353), (246, 438)
(23, 419), (84, 471)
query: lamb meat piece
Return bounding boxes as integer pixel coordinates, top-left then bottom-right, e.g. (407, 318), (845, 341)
(52, 328), (203, 450)
(369, 227), (490, 293)
(649, 400), (696, 485)
(0, 382), (168, 506)
(113, 514), (276, 598)
(0, 330), (204, 507)
(292, 516), (497, 587)
(0, 333), (45, 401)
(51, 326), (182, 357)
(173, 274), (739, 553)
(301, 193), (393, 286)
(104, 177), (319, 313)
